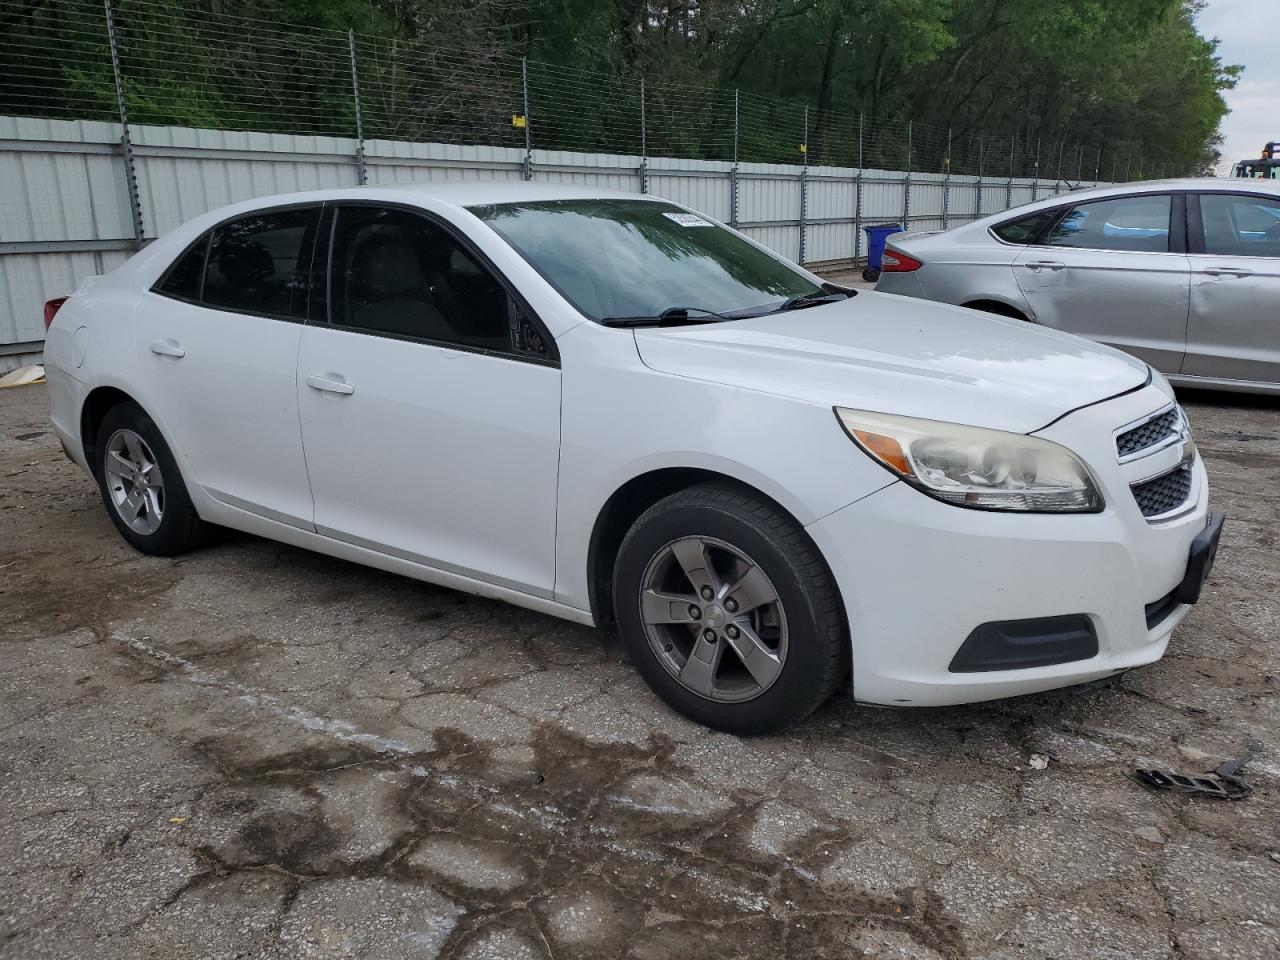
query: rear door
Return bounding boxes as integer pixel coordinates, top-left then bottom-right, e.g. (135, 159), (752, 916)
(1012, 192), (1190, 372)
(296, 202), (562, 596)
(1184, 191), (1280, 385)
(135, 205), (321, 528)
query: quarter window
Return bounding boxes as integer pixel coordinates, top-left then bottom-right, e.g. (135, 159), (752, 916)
(201, 208), (320, 319)
(1043, 195), (1171, 253)
(1198, 194), (1280, 258)
(328, 206), (512, 352)
(156, 235), (209, 300)
(992, 210), (1057, 245)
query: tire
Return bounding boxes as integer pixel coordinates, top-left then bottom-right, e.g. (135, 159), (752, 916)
(613, 483), (847, 734)
(861, 267), (880, 283)
(94, 401), (205, 556)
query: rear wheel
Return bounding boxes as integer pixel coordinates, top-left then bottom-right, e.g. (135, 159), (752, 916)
(613, 483), (847, 734)
(95, 402), (204, 556)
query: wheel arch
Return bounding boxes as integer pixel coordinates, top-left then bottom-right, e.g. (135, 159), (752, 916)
(585, 467), (844, 630)
(961, 297), (1032, 321)
(80, 385), (142, 477)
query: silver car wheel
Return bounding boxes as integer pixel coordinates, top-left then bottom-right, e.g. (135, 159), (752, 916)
(103, 428), (165, 536)
(638, 536), (788, 703)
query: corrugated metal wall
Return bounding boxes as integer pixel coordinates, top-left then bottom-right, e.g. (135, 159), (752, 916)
(0, 115), (1089, 352)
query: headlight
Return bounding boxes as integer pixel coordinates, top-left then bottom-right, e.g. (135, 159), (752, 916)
(835, 408), (1103, 513)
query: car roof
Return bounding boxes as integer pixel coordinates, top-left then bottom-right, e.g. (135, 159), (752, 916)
(224, 181), (659, 217)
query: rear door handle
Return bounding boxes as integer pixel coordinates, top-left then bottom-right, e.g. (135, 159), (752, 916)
(1024, 260), (1066, 271)
(306, 374), (355, 396)
(149, 340), (185, 358)
(1204, 266), (1253, 278)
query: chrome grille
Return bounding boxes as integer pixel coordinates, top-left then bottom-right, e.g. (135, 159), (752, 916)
(1116, 407), (1181, 459)
(1131, 463), (1193, 519)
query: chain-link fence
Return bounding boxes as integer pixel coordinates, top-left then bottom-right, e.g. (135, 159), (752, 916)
(2, 0), (1184, 184)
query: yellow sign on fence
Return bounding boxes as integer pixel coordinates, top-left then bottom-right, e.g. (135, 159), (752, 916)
(512, 114), (527, 129)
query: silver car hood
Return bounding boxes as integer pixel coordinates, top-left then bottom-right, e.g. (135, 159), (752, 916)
(633, 292), (1149, 434)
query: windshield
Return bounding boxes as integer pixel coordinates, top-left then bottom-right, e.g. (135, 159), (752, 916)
(469, 199), (824, 321)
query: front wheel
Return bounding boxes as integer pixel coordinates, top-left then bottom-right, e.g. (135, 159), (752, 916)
(613, 484), (848, 734)
(95, 402), (205, 556)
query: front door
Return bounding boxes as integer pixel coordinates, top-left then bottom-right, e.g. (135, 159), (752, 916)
(1184, 191), (1280, 385)
(134, 205), (321, 528)
(1013, 192), (1190, 373)
(296, 203), (561, 596)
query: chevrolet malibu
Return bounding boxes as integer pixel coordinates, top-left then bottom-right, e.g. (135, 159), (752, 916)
(43, 183), (1223, 734)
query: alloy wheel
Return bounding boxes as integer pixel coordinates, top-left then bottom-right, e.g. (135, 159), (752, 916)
(638, 536), (788, 703)
(103, 428), (165, 536)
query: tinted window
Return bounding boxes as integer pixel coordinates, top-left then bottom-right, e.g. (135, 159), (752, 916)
(157, 235), (209, 300)
(992, 210), (1056, 244)
(470, 199), (822, 322)
(329, 206), (511, 351)
(1199, 194), (1280, 258)
(1044, 195), (1171, 253)
(202, 208), (320, 318)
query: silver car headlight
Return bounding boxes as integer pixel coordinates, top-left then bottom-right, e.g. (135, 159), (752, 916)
(835, 408), (1103, 513)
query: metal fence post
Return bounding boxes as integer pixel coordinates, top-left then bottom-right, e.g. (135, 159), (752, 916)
(974, 134), (983, 219)
(521, 58), (533, 180)
(730, 88), (739, 227)
(638, 78), (648, 194)
(942, 127), (952, 229)
(853, 114), (863, 265)
(1032, 137), (1041, 201)
(1056, 141), (1065, 193)
(1093, 145), (1101, 185)
(347, 29), (367, 185)
(1006, 134), (1015, 210)
(1124, 154), (1132, 182)
(798, 105), (808, 265)
(902, 120), (912, 228)
(103, 0), (144, 248)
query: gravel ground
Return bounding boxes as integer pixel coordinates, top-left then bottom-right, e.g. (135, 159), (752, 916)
(1, 379), (1278, 960)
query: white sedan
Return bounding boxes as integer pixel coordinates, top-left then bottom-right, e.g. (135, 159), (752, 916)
(43, 183), (1223, 733)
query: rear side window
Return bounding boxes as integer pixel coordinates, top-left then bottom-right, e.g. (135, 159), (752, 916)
(992, 210), (1057, 244)
(1198, 193), (1280, 257)
(201, 208), (321, 319)
(156, 236), (209, 300)
(1043, 195), (1171, 253)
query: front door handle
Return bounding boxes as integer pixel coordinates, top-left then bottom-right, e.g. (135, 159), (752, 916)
(1204, 266), (1253, 278)
(149, 340), (185, 358)
(306, 374), (355, 396)
(1024, 260), (1066, 271)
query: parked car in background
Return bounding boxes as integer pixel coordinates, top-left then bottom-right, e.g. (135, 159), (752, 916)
(43, 184), (1221, 733)
(875, 179), (1280, 395)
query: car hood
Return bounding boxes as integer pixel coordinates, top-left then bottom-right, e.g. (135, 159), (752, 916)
(633, 292), (1149, 434)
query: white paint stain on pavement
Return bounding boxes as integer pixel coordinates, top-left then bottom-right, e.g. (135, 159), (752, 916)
(113, 632), (422, 760)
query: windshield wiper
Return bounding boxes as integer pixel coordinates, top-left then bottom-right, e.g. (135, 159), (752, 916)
(598, 306), (733, 328)
(773, 290), (852, 313)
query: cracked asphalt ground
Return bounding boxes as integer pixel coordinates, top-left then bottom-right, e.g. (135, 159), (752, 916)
(1, 381), (1278, 960)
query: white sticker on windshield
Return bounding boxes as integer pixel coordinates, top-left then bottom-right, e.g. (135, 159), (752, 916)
(663, 212), (714, 227)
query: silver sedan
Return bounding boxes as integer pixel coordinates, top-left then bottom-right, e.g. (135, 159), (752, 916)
(875, 178), (1280, 395)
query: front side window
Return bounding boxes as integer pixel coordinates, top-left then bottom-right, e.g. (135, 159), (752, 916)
(470, 199), (822, 321)
(1043, 195), (1171, 253)
(328, 206), (512, 352)
(201, 208), (320, 319)
(1198, 194), (1280, 257)
(992, 210), (1057, 245)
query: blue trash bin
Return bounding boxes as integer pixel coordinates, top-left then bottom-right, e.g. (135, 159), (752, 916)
(862, 223), (903, 283)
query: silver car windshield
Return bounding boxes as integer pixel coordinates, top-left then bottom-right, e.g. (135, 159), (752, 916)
(470, 199), (824, 322)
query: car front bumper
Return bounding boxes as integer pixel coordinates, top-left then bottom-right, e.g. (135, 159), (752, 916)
(806, 385), (1215, 707)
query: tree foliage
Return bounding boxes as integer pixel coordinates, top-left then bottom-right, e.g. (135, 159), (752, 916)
(0, 0), (1237, 176)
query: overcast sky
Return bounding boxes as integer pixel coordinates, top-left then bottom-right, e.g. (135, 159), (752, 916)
(1195, 0), (1279, 174)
